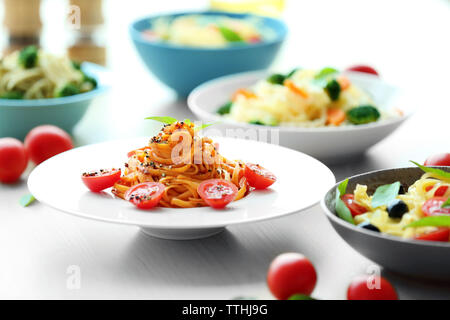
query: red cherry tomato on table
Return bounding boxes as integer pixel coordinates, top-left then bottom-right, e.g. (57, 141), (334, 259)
(415, 228), (450, 242)
(25, 125), (73, 165)
(82, 169), (122, 192)
(341, 194), (368, 217)
(0, 138), (28, 183)
(244, 163), (276, 190)
(424, 153), (450, 166)
(346, 65), (379, 76)
(347, 275), (398, 300)
(197, 179), (238, 209)
(125, 182), (165, 210)
(422, 197), (450, 216)
(267, 253), (317, 300)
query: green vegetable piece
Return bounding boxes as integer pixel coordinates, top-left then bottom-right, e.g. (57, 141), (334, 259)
(56, 84), (80, 97)
(194, 122), (218, 132)
(19, 45), (38, 69)
(71, 60), (82, 70)
(267, 73), (286, 85)
(20, 194), (36, 207)
(218, 26), (243, 42)
(405, 216), (450, 229)
(249, 120), (265, 125)
(145, 116), (178, 124)
(335, 179), (354, 224)
(371, 181), (401, 208)
(288, 294), (316, 300)
(347, 105), (381, 125)
(315, 67), (338, 79)
(286, 68), (300, 78)
(443, 197), (450, 208)
(410, 161), (450, 180)
(249, 118), (278, 126)
(325, 79), (341, 101)
(82, 73), (97, 89)
(217, 101), (233, 115)
(0, 91), (24, 99)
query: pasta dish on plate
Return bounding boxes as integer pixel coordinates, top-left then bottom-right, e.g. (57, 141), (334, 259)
(81, 118), (276, 210)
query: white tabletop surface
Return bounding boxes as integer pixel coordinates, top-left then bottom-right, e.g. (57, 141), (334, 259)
(0, 0), (449, 299)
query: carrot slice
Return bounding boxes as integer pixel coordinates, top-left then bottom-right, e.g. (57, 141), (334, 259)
(337, 76), (351, 90)
(232, 89), (257, 101)
(284, 80), (309, 99)
(326, 108), (346, 126)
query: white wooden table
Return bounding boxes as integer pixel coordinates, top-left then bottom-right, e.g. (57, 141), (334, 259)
(0, 0), (449, 299)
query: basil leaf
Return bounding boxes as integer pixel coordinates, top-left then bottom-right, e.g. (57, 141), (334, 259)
(405, 216), (450, 228)
(288, 294), (316, 300)
(371, 181), (401, 208)
(194, 122), (219, 132)
(145, 116), (178, 124)
(410, 161), (450, 179)
(183, 119), (192, 125)
(314, 67), (338, 80)
(218, 26), (243, 42)
(442, 197), (450, 208)
(20, 194), (36, 207)
(335, 179), (354, 224)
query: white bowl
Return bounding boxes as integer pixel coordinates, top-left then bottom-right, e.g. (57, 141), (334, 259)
(188, 71), (413, 163)
(28, 137), (335, 240)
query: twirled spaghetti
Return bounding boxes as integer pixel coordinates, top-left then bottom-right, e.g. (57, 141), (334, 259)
(112, 121), (250, 208)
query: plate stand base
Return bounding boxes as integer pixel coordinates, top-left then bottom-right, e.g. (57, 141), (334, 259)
(140, 227), (225, 240)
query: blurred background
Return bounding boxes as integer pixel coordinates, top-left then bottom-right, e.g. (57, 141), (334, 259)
(0, 0), (449, 145)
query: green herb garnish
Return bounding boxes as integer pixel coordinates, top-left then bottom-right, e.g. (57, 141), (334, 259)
(442, 197), (450, 208)
(410, 161), (450, 179)
(145, 116), (178, 124)
(218, 26), (243, 42)
(314, 67), (338, 80)
(286, 68), (300, 78)
(335, 179), (354, 224)
(217, 101), (233, 115)
(288, 294), (316, 300)
(347, 105), (381, 125)
(19, 194), (36, 207)
(267, 73), (286, 85)
(194, 122), (218, 132)
(371, 181), (401, 208)
(405, 216), (450, 228)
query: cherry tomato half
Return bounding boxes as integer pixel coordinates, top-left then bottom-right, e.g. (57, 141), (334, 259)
(267, 253), (317, 300)
(0, 138), (28, 183)
(346, 65), (379, 76)
(341, 194), (368, 217)
(347, 275), (398, 300)
(415, 228), (450, 242)
(197, 179), (238, 209)
(424, 153), (450, 167)
(82, 169), (122, 192)
(25, 125), (73, 165)
(422, 197), (450, 216)
(244, 163), (276, 190)
(125, 182), (165, 210)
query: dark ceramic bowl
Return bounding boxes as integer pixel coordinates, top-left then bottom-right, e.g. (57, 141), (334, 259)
(321, 166), (450, 281)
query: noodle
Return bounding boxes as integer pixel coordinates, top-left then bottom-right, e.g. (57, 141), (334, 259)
(0, 48), (96, 99)
(112, 122), (250, 208)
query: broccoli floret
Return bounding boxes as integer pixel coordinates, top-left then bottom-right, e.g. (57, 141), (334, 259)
(71, 60), (82, 70)
(286, 68), (300, 78)
(82, 73), (97, 89)
(19, 45), (38, 69)
(56, 84), (80, 97)
(267, 74), (286, 85)
(0, 91), (24, 99)
(325, 79), (341, 101)
(217, 101), (233, 115)
(347, 105), (381, 125)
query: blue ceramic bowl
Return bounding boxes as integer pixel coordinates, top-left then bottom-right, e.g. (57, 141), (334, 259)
(129, 11), (287, 97)
(0, 62), (109, 140)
